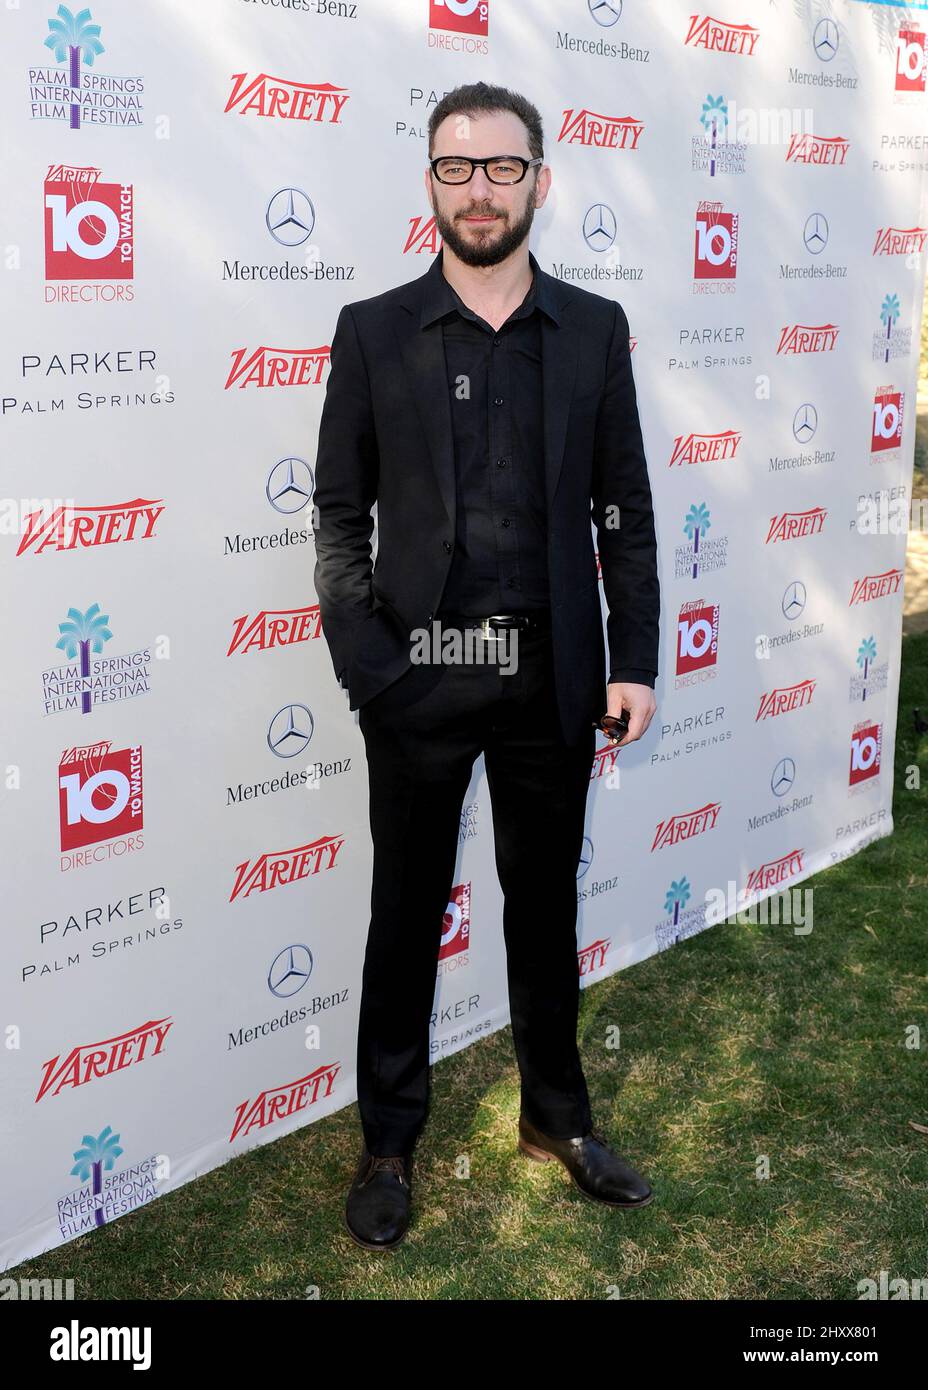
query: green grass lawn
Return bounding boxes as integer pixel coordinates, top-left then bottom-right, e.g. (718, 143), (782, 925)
(12, 633), (927, 1300)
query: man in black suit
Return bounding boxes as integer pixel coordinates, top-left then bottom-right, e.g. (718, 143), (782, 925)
(312, 82), (660, 1250)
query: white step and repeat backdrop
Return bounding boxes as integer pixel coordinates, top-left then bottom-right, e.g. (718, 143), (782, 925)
(2, 0), (926, 1270)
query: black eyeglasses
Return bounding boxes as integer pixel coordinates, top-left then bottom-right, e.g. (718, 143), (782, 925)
(429, 155), (543, 185)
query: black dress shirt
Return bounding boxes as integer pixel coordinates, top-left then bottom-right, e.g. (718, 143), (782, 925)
(418, 248), (655, 689)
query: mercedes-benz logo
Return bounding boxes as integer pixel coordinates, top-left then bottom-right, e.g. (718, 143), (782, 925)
(793, 403), (818, 443)
(803, 212), (828, 255)
(266, 456), (315, 515)
(589, 0), (622, 27)
(267, 703), (315, 759)
(782, 581), (807, 621)
(268, 944), (313, 998)
(583, 203), (617, 254)
(577, 836), (594, 879)
(266, 187), (316, 247)
(770, 757), (796, 798)
(813, 18), (839, 63)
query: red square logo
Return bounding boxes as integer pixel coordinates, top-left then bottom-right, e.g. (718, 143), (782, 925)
(45, 175), (134, 280)
(429, 0), (489, 37)
(59, 743), (143, 850)
(439, 882), (471, 960)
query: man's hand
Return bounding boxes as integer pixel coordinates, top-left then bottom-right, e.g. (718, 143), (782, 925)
(605, 680), (656, 749)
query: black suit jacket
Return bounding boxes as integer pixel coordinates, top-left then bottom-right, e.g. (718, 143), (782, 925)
(312, 251), (661, 747)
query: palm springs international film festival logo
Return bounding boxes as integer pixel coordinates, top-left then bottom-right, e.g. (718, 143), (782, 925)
(691, 95), (748, 175)
(674, 503), (729, 581)
(56, 1126), (162, 1239)
(872, 293), (912, 363)
(656, 875), (710, 951)
(42, 602), (153, 718)
(29, 6), (144, 130)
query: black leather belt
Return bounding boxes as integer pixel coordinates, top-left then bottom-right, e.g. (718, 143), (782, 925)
(435, 610), (551, 638)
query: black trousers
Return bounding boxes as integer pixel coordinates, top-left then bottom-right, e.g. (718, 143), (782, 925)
(355, 623), (596, 1156)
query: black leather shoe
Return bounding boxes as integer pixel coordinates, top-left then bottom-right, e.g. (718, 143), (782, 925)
(344, 1144), (413, 1250)
(518, 1115), (653, 1208)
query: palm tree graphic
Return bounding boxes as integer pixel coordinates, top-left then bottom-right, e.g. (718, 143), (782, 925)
(70, 1125), (123, 1228)
(55, 602), (112, 715)
(684, 502), (712, 579)
(664, 876), (692, 943)
(44, 5), (105, 131)
(857, 635), (877, 701)
(879, 293), (900, 364)
(700, 95), (728, 177)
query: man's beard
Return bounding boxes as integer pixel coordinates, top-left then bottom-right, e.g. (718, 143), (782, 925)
(432, 185), (537, 267)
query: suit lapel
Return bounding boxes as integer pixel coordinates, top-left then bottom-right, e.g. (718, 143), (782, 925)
(396, 259), (581, 532)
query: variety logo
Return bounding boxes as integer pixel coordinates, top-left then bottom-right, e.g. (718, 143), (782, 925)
(44, 602), (152, 717)
(16, 498), (164, 557)
(765, 506), (827, 544)
(404, 214), (441, 255)
(30, 6), (144, 130)
(871, 386), (904, 456)
(694, 200), (738, 286)
(557, 107), (644, 150)
(591, 735), (621, 782)
(848, 568), (903, 606)
(224, 345), (330, 389)
(44, 164), (133, 293)
(675, 502), (729, 580)
(785, 133), (849, 165)
(850, 636), (889, 703)
(744, 849), (804, 894)
(669, 429), (741, 466)
(683, 14), (759, 55)
(676, 600), (719, 677)
(578, 938), (610, 976)
(776, 322), (839, 354)
(229, 834), (345, 900)
(895, 25), (926, 95)
(651, 802), (721, 851)
(755, 680), (816, 721)
(227, 604), (323, 655)
(224, 73), (348, 122)
(36, 1018), (172, 1102)
(439, 883), (471, 964)
(59, 740), (143, 854)
(849, 721), (882, 787)
(872, 224), (927, 256)
(230, 1063), (341, 1141)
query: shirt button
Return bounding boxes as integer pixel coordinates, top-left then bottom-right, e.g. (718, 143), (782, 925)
(496, 457), (509, 468)
(506, 578), (517, 588)
(443, 540), (452, 551)
(501, 518), (511, 528)
(494, 397), (504, 406)
(493, 336), (501, 345)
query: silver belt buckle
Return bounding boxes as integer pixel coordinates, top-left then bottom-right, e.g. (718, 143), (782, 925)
(480, 614), (518, 641)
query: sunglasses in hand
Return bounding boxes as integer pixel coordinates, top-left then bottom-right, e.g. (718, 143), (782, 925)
(593, 710), (630, 744)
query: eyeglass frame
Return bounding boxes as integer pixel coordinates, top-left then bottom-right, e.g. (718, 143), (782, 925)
(429, 154), (544, 185)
